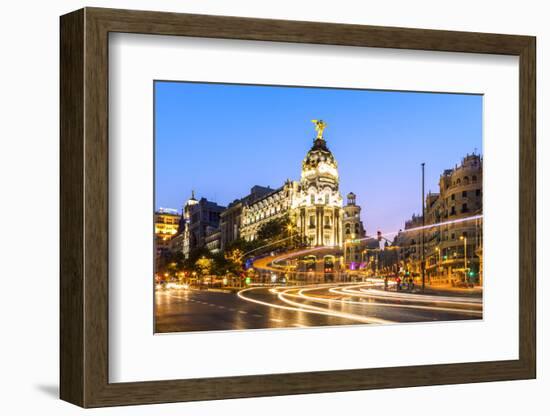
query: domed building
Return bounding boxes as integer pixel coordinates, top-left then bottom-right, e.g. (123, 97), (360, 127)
(342, 192), (369, 268)
(240, 120), (345, 248)
(291, 120), (344, 247)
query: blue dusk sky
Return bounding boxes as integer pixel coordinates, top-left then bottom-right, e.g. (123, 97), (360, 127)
(155, 81), (482, 237)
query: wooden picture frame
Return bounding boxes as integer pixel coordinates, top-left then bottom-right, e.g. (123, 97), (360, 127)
(60, 7), (536, 408)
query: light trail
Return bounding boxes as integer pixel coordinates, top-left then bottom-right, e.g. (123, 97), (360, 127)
(391, 214), (483, 236)
(250, 215), (483, 281)
(356, 214), (485, 241)
(357, 288), (482, 305)
(306, 286), (483, 315)
(239, 234), (296, 259)
(237, 286), (395, 324)
(277, 287), (394, 324)
(253, 248), (343, 276)
(238, 282), (482, 324)
(330, 284), (482, 306)
(271, 215), (484, 261)
(269, 247), (338, 268)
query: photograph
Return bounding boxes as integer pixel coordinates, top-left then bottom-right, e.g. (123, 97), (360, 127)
(153, 81), (484, 333)
(1, 1), (540, 412)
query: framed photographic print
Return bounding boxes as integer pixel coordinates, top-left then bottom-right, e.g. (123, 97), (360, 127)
(60, 7), (536, 408)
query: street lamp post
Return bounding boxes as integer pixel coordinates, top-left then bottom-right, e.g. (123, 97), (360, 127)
(460, 235), (467, 283)
(421, 162), (426, 291)
(435, 246), (441, 279)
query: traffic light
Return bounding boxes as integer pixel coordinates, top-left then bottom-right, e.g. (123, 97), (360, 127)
(469, 271), (475, 277)
(377, 231), (382, 241)
(443, 255), (448, 260)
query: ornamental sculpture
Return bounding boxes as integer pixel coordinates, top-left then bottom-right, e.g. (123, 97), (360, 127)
(311, 119), (327, 140)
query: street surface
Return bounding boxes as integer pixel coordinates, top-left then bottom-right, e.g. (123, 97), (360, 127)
(155, 280), (482, 333)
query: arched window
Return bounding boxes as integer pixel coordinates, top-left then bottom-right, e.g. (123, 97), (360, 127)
(472, 175), (477, 182)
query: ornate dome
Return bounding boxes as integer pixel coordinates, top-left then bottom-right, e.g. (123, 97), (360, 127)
(300, 120), (339, 191)
(292, 120), (343, 214)
(302, 138), (338, 170)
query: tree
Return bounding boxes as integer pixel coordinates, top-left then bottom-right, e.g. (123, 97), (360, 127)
(195, 256), (213, 276)
(255, 214), (304, 251)
(211, 252), (230, 276)
(257, 216), (288, 241)
(183, 246), (211, 271)
(157, 250), (185, 279)
(224, 237), (259, 254)
(224, 248), (244, 275)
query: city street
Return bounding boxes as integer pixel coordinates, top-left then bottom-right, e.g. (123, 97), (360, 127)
(155, 281), (482, 333)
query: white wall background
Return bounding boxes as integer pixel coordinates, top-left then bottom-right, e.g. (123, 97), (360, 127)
(0, 1), (546, 415)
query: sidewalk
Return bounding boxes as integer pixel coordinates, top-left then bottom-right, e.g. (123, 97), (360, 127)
(386, 283), (482, 298)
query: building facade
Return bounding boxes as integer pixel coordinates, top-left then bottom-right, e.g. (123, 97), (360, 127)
(154, 209), (180, 249)
(240, 121), (345, 248)
(342, 192), (368, 267)
(219, 185), (274, 250)
(425, 153), (483, 283)
(293, 130), (344, 247)
(181, 192), (225, 258)
(393, 214), (423, 276)
(154, 208), (181, 265)
(394, 153), (483, 284)
(168, 231), (185, 256)
(240, 180), (298, 243)
(176, 120), (366, 268)
(181, 192), (198, 258)
(205, 228), (222, 254)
